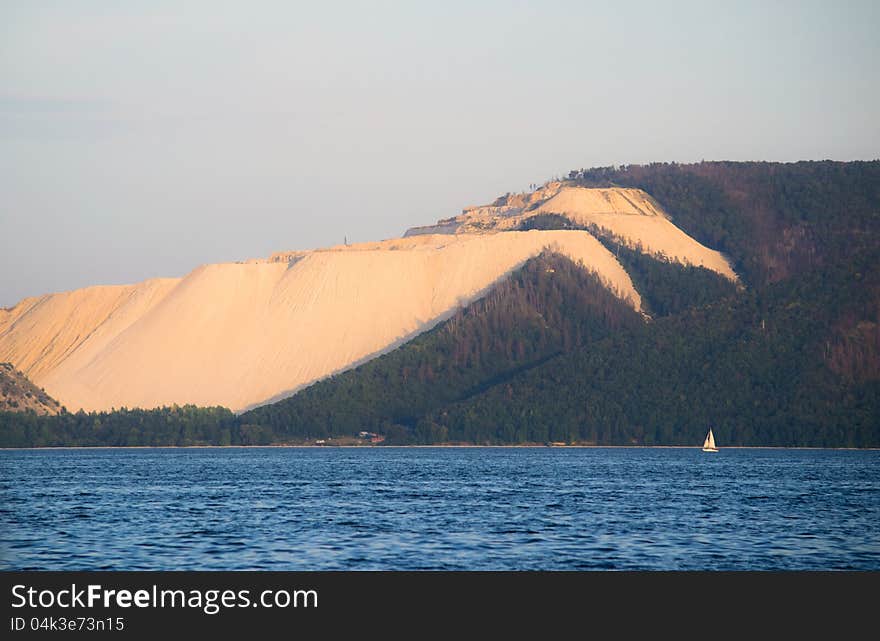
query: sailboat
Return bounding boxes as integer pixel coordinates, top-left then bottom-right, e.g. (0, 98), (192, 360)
(702, 428), (718, 452)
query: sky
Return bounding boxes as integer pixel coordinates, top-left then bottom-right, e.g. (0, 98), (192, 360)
(1, 1), (878, 306)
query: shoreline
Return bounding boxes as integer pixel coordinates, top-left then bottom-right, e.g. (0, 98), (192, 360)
(1, 445), (877, 451)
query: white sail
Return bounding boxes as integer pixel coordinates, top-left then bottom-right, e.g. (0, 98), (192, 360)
(703, 428), (717, 451)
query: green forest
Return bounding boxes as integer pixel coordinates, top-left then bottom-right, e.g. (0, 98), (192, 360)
(2, 160), (878, 447)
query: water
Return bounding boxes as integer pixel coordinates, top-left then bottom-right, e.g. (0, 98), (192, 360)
(1, 447), (878, 570)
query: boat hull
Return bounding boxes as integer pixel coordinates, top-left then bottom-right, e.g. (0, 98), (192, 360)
(702, 447), (719, 452)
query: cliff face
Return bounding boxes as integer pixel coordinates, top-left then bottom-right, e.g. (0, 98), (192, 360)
(0, 362), (62, 415)
(0, 184), (736, 414)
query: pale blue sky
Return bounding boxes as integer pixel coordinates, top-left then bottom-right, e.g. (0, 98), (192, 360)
(2, 1), (878, 306)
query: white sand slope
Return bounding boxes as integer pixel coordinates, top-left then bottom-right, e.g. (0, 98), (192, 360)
(533, 188), (738, 280)
(406, 185), (738, 281)
(1, 184), (738, 413)
(0, 231), (639, 413)
(0, 279), (180, 381)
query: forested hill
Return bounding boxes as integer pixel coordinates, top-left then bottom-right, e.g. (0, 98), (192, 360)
(239, 245), (877, 447)
(568, 160), (880, 287)
(416, 250), (879, 447)
(238, 161), (879, 447)
(1, 160), (878, 447)
(0, 363), (62, 415)
(239, 251), (652, 444)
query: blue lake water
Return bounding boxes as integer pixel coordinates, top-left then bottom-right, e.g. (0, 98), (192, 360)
(1, 447), (878, 570)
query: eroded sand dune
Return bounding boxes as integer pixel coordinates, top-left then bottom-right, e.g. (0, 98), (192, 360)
(533, 188), (738, 280)
(1, 184), (738, 413)
(406, 184), (738, 281)
(1, 231), (639, 412)
(0, 279), (180, 382)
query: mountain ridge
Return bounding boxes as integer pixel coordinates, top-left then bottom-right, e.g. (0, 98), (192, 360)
(1, 160), (877, 448)
(0, 185), (731, 413)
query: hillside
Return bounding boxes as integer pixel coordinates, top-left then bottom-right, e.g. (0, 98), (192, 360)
(0, 231), (644, 413)
(239, 243), (878, 448)
(238, 161), (879, 447)
(568, 160), (880, 286)
(0, 362), (61, 415)
(9, 241), (873, 448)
(0, 160), (877, 448)
(0, 184), (731, 414)
(415, 250), (879, 447)
(239, 251), (647, 442)
(0, 251), (731, 447)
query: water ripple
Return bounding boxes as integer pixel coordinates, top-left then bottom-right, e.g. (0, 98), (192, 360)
(1, 447), (878, 570)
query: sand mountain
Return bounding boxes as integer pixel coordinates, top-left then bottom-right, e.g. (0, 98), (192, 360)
(0, 184), (735, 413)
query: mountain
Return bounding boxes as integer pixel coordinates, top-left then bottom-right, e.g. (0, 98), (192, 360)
(237, 160), (879, 447)
(1, 160), (877, 448)
(0, 362), (62, 415)
(0, 185), (732, 414)
(238, 249), (738, 444)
